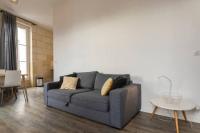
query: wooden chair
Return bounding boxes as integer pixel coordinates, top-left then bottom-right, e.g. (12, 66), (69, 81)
(0, 69), (5, 86)
(0, 70), (21, 105)
(0, 69), (5, 75)
(21, 74), (28, 102)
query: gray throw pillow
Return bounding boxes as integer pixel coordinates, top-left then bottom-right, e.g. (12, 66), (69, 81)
(94, 73), (110, 90)
(75, 71), (98, 89)
(94, 73), (130, 90)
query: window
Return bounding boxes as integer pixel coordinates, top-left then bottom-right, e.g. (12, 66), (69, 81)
(17, 24), (30, 76)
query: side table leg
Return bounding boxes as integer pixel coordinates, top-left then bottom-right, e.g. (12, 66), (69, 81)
(173, 111), (179, 133)
(182, 111), (187, 122)
(151, 106), (158, 120)
(182, 111), (193, 128)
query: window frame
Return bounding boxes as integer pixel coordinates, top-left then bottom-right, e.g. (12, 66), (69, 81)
(16, 23), (31, 78)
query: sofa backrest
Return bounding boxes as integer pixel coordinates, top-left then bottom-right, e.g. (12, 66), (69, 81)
(94, 73), (130, 90)
(59, 72), (131, 90)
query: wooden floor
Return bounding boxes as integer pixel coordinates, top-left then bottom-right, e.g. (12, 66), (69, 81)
(0, 88), (199, 133)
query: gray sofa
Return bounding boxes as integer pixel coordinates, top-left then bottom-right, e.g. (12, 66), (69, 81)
(44, 71), (141, 129)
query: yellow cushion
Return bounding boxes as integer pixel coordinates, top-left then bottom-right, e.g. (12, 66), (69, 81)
(60, 77), (78, 90)
(101, 78), (113, 96)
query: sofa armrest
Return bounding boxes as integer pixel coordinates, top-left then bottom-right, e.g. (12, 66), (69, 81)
(44, 81), (60, 105)
(109, 83), (141, 128)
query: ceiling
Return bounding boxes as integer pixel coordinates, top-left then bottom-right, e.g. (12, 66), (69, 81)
(0, 0), (63, 29)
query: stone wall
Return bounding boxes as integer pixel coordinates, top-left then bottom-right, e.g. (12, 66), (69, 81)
(31, 25), (53, 86)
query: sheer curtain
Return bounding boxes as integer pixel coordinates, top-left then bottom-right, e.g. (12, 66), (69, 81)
(0, 11), (17, 70)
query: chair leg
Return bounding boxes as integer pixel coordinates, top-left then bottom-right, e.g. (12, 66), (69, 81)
(22, 88), (28, 102)
(14, 88), (17, 100)
(1, 89), (4, 105)
(11, 88), (14, 98)
(25, 88), (28, 102)
(22, 89), (26, 102)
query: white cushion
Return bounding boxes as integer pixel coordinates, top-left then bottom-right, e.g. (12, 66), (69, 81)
(60, 77), (78, 90)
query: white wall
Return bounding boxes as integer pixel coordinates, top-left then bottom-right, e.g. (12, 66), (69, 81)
(0, 0), (62, 29)
(54, 0), (200, 123)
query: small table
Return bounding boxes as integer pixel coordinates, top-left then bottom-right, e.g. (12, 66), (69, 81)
(150, 96), (196, 133)
(0, 74), (28, 103)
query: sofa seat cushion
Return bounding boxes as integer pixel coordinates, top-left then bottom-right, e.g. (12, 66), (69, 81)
(71, 90), (109, 112)
(48, 89), (91, 104)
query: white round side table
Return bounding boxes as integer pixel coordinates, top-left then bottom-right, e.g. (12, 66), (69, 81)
(150, 96), (196, 133)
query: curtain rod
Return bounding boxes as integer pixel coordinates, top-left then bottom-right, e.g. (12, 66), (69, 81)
(0, 10), (36, 26)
